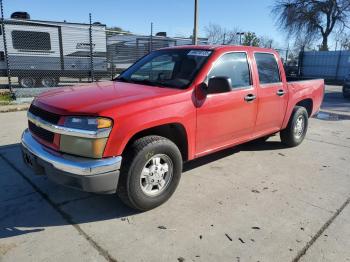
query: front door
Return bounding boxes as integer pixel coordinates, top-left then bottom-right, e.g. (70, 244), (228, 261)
(196, 52), (258, 155)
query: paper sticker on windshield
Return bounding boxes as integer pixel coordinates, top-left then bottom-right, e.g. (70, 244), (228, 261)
(187, 50), (212, 57)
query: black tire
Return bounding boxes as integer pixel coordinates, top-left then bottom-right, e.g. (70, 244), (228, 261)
(19, 77), (36, 88)
(117, 135), (182, 211)
(280, 106), (308, 147)
(41, 77), (59, 87)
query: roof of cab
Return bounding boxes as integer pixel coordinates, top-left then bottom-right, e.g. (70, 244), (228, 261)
(161, 45), (277, 54)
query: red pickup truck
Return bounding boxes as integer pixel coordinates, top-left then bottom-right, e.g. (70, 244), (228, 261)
(22, 45), (324, 211)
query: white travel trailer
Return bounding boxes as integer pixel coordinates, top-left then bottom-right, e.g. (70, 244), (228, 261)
(0, 13), (108, 87)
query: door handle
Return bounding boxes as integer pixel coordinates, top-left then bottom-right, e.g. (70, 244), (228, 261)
(276, 89), (285, 96)
(244, 94), (256, 102)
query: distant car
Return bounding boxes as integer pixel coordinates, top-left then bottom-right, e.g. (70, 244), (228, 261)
(284, 60), (299, 78)
(343, 75), (350, 99)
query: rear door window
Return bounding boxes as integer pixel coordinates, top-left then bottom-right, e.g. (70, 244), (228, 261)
(254, 53), (281, 84)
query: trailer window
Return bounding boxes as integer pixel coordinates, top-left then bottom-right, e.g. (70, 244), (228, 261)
(12, 31), (51, 51)
(254, 53), (281, 84)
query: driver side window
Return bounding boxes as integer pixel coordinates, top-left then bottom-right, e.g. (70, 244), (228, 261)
(208, 52), (251, 88)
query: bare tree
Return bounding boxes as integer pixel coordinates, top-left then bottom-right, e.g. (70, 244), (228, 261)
(294, 33), (318, 51)
(204, 23), (240, 45)
(205, 24), (280, 48)
(224, 30), (241, 45)
(338, 32), (350, 49)
(204, 24), (224, 44)
(272, 0), (350, 51)
(259, 35), (275, 48)
(334, 28), (350, 49)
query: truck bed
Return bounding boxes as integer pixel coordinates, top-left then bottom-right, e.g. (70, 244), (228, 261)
(286, 79), (324, 117)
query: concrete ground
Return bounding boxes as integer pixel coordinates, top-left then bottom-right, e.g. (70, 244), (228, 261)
(322, 85), (350, 114)
(0, 85), (349, 262)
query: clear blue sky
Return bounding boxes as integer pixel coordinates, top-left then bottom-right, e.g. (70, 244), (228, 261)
(5, 0), (286, 46)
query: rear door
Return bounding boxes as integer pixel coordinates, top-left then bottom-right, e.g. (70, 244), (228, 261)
(196, 52), (258, 155)
(253, 52), (288, 136)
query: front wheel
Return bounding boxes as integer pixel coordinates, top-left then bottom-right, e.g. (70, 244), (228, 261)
(280, 106), (308, 147)
(117, 136), (182, 211)
(19, 77), (36, 88)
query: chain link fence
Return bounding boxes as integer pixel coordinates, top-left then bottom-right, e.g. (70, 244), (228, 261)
(106, 32), (208, 79)
(0, 13), (206, 98)
(0, 17), (108, 97)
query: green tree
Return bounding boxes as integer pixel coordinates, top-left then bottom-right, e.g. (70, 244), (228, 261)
(242, 32), (260, 46)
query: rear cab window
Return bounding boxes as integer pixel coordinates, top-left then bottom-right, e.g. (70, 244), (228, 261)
(254, 53), (281, 84)
(208, 52), (252, 89)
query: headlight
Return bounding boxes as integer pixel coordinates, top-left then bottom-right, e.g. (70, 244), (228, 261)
(64, 116), (112, 130)
(60, 116), (113, 158)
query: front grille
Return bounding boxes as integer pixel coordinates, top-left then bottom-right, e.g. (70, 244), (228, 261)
(29, 121), (54, 143)
(29, 104), (60, 124)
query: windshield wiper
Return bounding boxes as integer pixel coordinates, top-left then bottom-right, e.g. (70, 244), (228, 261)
(115, 77), (132, 83)
(130, 79), (168, 87)
(116, 77), (178, 88)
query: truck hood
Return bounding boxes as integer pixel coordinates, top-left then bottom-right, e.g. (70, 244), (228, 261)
(33, 81), (184, 115)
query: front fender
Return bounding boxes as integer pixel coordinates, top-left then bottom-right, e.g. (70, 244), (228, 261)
(102, 100), (196, 160)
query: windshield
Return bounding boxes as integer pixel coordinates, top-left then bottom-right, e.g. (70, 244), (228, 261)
(116, 49), (212, 89)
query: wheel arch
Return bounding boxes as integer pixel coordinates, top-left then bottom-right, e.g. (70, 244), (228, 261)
(295, 98), (313, 117)
(282, 97), (314, 129)
(121, 123), (189, 161)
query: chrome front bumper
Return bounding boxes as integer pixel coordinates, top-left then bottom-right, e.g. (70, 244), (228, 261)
(21, 129), (122, 194)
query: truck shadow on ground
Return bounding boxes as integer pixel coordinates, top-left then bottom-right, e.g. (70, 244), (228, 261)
(183, 139), (285, 172)
(321, 91), (350, 114)
(0, 139), (285, 238)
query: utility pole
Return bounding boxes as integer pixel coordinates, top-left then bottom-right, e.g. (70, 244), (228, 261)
(192, 0), (198, 45)
(89, 13), (94, 82)
(150, 22), (153, 52)
(237, 32), (244, 45)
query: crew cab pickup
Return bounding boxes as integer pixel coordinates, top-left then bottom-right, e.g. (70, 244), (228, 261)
(21, 45), (324, 211)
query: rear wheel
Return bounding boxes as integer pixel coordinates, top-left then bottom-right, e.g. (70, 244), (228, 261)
(41, 77), (58, 87)
(117, 135), (182, 211)
(280, 106), (308, 147)
(19, 77), (36, 88)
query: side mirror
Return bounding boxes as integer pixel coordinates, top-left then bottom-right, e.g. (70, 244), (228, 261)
(207, 76), (232, 94)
